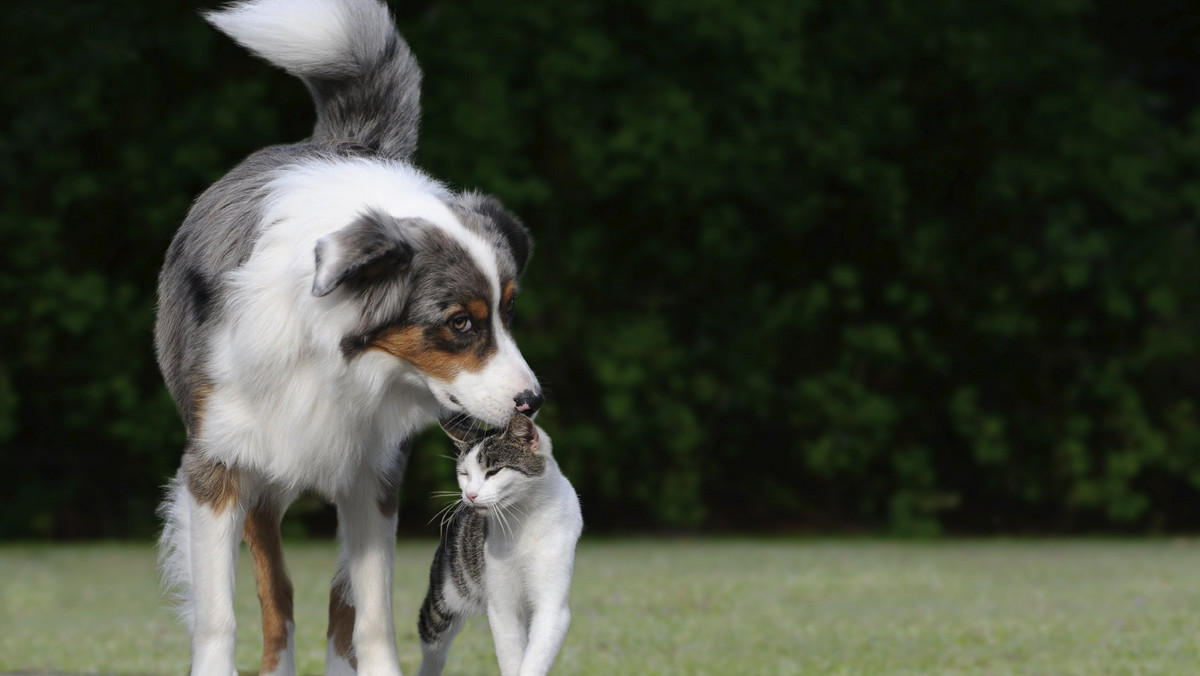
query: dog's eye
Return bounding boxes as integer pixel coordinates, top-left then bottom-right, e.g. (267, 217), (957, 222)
(449, 315), (472, 333)
(505, 297), (516, 318)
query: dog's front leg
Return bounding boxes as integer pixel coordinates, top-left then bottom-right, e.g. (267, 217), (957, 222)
(183, 456), (247, 676)
(327, 456), (405, 676)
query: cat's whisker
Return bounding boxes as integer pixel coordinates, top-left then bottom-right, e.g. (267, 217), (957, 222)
(497, 500), (528, 536)
(428, 497), (463, 532)
(439, 502), (467, 537)
(501, 505), (516, 541)
(430, 499), (459, 506)
(427, 504), (454, 529)
(485, 502), (505, 538)
(502, 500), (529, 519)
(495, 502), (518, 543)
(490, 506), (511, 542)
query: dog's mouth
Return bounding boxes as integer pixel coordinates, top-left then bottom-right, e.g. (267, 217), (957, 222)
(434, 391), (509, 429)
(438, 410), (500, 434)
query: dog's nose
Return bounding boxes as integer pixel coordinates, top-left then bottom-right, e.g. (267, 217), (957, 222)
(514, 390), (544, 417)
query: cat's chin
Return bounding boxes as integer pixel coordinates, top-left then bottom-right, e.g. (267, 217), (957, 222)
(473, 505), (491, 516)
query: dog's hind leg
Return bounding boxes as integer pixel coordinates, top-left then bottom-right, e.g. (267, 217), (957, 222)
(181, 453), (247, 676)
(244, 497), (296, 676)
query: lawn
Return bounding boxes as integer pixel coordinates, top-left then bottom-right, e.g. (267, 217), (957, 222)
(2, 539), (1199, 675)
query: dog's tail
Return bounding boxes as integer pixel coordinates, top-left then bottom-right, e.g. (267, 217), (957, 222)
(205, 0), (422, 159)
(157, 470), (195, 631)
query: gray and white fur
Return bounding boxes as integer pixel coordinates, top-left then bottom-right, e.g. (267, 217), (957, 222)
(418, 415), (582, 676)
(154, 1), (544, 675)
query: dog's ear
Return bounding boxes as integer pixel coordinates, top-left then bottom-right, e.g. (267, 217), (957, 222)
(439, 415), (500, 455)
(312, 210), (416, 297)
(504, 413), (540, 453)
(456, 192), (532, 275)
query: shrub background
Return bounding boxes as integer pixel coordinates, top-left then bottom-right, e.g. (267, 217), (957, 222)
(2, 0), (1199, 538)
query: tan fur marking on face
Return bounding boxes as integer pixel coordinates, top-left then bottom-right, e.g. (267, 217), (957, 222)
(244, 502), (293, 674)
(327, 577), (357, 669)
(466, 298), (489, 318)
(183, 453), (240, 513)
(370, 325), (490, 379)
(501, 281), (517, 307)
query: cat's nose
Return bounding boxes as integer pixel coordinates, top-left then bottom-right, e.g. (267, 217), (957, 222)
(466, 491), (478, 503)
(514, 390), (544, 417)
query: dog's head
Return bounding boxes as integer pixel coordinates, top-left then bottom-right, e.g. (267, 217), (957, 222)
(307, 184), (542, 428)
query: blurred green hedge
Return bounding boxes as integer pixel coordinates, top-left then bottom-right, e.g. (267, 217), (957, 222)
(2, 0), (1198, 537)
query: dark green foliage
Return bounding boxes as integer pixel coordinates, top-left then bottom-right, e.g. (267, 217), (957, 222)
(2, 0), (1198, 537)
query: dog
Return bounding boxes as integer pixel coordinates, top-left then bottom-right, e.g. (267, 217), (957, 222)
(154, 1), (543, 675)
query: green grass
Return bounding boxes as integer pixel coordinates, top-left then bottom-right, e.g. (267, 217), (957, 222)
(2, 539), (1200, 674)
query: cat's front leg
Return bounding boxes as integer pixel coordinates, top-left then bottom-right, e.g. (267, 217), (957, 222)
(514, 541), (576, 676)
(515, 599), (570, 675)
(486, 592), (529, 676)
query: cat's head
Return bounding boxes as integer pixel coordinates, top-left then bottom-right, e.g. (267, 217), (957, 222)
(440, 413), (548, 515)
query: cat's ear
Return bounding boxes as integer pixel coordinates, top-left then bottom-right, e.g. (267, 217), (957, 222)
(439, 416), (497, 454)
(505, 413), (540, 453)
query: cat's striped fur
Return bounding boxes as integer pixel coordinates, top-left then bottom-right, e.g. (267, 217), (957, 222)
(417, 414), (582, 676)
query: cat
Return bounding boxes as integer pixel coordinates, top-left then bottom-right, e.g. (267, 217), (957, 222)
(417, 413), (583, 676)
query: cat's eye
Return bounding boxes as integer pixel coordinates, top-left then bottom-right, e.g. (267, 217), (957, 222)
(449, 315), (472, 333)
(484, 468), (502, 478)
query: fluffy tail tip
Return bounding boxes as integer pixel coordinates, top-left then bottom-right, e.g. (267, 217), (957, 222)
(203, 0), (393, 78)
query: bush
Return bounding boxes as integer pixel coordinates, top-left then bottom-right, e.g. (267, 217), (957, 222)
(1, 0), (1198, 537)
